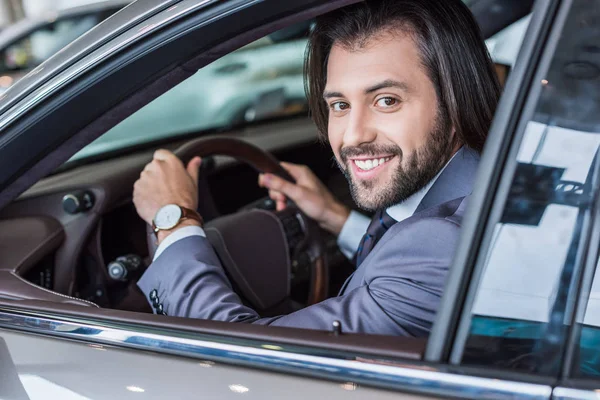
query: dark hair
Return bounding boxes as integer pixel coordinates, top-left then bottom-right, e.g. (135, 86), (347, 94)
(305, 0), (501, 152)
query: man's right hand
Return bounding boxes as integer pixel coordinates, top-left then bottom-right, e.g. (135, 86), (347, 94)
(258, 162), (350, 235)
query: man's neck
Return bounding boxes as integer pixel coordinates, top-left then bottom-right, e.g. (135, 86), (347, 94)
(386, 146), (463, 222)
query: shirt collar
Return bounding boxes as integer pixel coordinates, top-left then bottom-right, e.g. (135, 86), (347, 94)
(386, 147), (462, 222)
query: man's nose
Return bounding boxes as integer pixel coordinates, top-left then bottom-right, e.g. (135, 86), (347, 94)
(343, 106), (376, 147)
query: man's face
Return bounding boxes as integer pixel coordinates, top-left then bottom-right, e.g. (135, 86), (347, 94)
(325, 32), (453, 211)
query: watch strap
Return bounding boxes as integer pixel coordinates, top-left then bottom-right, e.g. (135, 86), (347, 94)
(152, 206), (204, 236)
(180, 206), (204, 227)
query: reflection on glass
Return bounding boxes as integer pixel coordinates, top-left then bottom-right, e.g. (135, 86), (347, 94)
(461, 0), (600, 376)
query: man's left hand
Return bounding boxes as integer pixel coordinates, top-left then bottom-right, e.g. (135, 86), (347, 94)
(133, 149), (202, 231)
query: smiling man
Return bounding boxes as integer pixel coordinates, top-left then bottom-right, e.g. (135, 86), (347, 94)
(133, 0), (500, 336)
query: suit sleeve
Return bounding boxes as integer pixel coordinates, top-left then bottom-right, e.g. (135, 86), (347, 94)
(137, 216), (459, 337)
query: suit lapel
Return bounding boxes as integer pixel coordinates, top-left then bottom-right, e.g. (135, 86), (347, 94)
(415, 146), (480, 213)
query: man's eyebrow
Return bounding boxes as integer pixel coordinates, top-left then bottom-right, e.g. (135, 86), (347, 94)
(365, 79), (411, 94)
(323, 90), (344, 100)
(322, 80), (411, 99)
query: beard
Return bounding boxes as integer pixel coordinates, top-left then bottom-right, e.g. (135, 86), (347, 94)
(336, 111), (454, 212)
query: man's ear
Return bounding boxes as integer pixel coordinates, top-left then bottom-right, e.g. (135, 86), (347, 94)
(450, 127), (463, 153)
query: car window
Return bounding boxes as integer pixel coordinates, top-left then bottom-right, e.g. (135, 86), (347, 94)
(486, 14), (530, 68)
(70, 32), (309, 162)
(69, 16), (530, 163)
(458, 0), (600, 376)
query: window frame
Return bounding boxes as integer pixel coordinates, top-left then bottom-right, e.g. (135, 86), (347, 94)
(425, 0), (561, 363)
(444, 0), (600, 381)
(558, 4), (600, 379)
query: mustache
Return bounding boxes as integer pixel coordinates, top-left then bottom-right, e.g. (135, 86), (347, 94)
(339, 144), (403, 165)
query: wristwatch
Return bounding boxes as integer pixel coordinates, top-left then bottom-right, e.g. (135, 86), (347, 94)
(152, 204), (204, 237)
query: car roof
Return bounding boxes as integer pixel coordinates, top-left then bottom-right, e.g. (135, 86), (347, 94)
(0, 0), (132, 48)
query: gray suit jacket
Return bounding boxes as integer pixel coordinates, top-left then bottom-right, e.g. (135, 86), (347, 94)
(138, 147), (480, 337)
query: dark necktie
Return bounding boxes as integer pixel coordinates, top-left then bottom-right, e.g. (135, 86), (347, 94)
(354, 209), (397, 266)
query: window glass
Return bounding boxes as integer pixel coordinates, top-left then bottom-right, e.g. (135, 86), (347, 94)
(460, 0), (600, 376)
(70, 32), (309, 161)
(70, 15), (530, 163)
(486, 15), (530, 68)
(575, 259), (600, 378)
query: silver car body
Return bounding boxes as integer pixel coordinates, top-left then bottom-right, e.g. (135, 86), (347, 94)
(0, 0), (596, 398)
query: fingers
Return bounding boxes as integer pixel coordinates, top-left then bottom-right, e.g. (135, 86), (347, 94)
(153, 149), (187, 170)
(279, 162), (311, 181)
(186, 157), (202, 182)
(153, 149), (176, 161)
(276, 199), (286, 211)
(268, 189), (288, 211)
(257, 174), (288, 209)
(258, 173), (301, 201)
(268, 189), (286, 203)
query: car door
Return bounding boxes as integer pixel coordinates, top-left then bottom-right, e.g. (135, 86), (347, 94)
(0, 0), (593, 399)
(427, 0), (600, 398)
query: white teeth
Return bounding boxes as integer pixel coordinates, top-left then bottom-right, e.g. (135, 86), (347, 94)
(354, 157), (392, 171)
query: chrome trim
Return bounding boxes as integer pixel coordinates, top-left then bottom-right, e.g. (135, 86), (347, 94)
(62, 194), (80, 207)
(0, 309), (552, 399)
(553, 387), (600, 400)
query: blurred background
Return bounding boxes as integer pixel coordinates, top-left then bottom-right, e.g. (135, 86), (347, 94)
(0, 0), (131, 92)
(0, 0), (126, 23)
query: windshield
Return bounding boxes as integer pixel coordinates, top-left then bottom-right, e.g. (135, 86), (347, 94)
(71, 35), (308, 161)
(70, 15), (529, 162)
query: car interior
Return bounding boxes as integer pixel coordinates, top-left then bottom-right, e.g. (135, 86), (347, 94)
(0, 0), (535, 360)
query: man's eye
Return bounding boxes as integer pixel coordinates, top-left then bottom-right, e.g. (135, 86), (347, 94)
(375, 97), (399, 108)
(330, 102), (350, 112)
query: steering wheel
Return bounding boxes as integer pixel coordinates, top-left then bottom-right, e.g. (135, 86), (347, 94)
(145, 137), (328, 311)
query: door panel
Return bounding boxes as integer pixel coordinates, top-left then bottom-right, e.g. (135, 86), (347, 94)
(0, 330), (435, 400)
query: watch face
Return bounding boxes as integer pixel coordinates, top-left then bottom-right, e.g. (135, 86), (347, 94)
(154, 204), (182, 230)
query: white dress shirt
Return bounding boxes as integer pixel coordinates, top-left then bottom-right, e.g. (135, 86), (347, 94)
(153, 150), (460, 262)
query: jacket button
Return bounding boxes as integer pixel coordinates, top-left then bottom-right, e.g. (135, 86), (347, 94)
(157, 304), (164, 314)
(150, 289), (158, 300)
